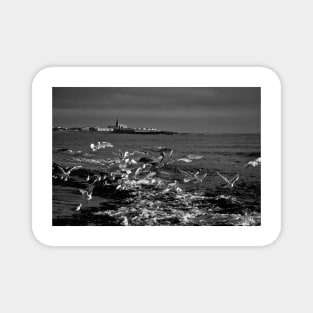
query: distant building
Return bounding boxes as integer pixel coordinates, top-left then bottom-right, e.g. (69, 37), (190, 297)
(108, 119), (128, 130)
(53, 120), (176, 134)
(105, 119), (176, 135)
(53, 126), (67, 131)
(134, 127), (161, 133)
(92, 127), (113, 132)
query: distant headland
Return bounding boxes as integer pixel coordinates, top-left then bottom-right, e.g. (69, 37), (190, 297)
(53, 119), (177, 135)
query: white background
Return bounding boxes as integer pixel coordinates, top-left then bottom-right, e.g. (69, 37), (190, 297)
(0, 0), (310, 312)
(32, 67), (281, 246)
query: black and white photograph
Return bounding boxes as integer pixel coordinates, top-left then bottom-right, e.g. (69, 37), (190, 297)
(6, 0), (309, 309)
(53, 87), (261, 226)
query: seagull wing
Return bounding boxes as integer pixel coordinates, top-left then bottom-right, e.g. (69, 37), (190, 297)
(87, 183), (96, 193)
(90, 143), (98, 151)
(230, 174), (240, 184)
(178, 169), (193, 178)
(186, 154), (203, 160)
(163, 150), (174, 165)
(68, 165), (82, 173)
(199, 173), (207, 181)
(154, 155), (163, 162)
(101, 142), (113, 148)
(131, 150), (146, 156)
(55, 165), (66, 174)
(244, 162), (251, 168)
(157, 170), (170, 176)
(177, 158), (192, 163)
(168, 180), (177, 187)
(134, 167), (142, 177)
(79, 189), (88, 196)
(157, 147), (172, 153)
(129, 159), (137, 165)
(216, 171), (230, 184)
(144, 171), (156, 179)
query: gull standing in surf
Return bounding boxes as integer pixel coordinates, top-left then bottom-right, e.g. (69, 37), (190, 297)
(216, 171), (240, 188)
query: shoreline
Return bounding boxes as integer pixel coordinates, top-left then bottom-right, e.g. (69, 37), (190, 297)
(53, 130), (261, 136)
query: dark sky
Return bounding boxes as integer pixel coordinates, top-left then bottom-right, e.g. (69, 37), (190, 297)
(53, 87), (260, 133)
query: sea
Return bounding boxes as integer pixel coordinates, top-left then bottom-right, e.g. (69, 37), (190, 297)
(53, 132), (261, 226)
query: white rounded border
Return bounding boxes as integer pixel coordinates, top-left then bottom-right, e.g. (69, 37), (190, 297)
(32, 67), (281, 246)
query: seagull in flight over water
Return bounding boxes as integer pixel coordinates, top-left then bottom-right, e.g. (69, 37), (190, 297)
(179, 169), (207, 183)
(177, 154), (203, 163)
(216, 171), (240, 188)
(76, 178), (98, 211)
(79, 188), (93, 201)
(245, 157), (261, 168)
(138, 152), (166, 167)
(177, 157), (192, 163)
(53, 165), (82, 181)
(90, 141), (113, 152)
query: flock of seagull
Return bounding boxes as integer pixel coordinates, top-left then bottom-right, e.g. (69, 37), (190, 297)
(53, 141), (261, 220)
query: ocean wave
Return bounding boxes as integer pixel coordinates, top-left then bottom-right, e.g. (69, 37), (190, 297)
(208, 151), (261, 157)
(54, 148), (93, 157)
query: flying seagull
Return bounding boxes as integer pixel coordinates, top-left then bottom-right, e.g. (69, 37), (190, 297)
(138, 152), (165, 166)
(245, 157), (261, 168)
(76, 181), (96, 211)
(186, 154), (204, 160)
(90, 141), (113, 152)
(79, 188), (93, 201)
(53, 165), (82, 181)
(179, 169), (198, 182)
(76, 203), (83, 211)
(150, 146), (173, 153)
(216, 171), (240, 188)
(177, 154), (203, 163)
(179, 169), (207, 183)
(177, 158), (192, 163)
